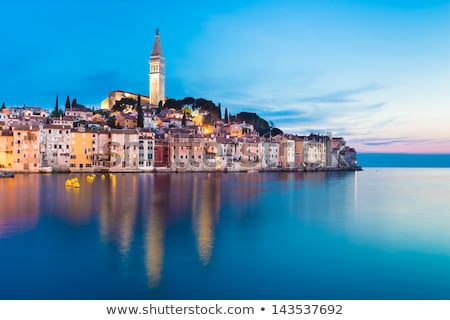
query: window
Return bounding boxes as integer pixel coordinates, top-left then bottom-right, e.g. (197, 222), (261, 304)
(79, 164), (83, 168)
(86, 164), (92, 168)
(70, 164), (75, 168)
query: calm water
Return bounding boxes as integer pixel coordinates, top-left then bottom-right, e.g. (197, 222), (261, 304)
(1, 168), (450, 299)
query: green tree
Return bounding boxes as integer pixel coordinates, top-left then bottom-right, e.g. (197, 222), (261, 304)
(224, 108), (228, 124)
(112, 97), (137, 112)
(51, 94), (60, 117)
(137, 94), (144, 128)
(1, 102), (5, 109)
(107, 115), (119, 128)
(181, 112), (187, 127)
(218, 103), (222, 120)
(71, 98), (77, 109)
(156, 101), (163, 114)
(65, 96), (71, 110)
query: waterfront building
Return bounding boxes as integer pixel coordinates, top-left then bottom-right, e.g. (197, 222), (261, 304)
(216, 137), (236, 170)
(41, 124), (71, 171)
(261, 141), (280, 169)
(0, 130), (13, 169)
(92, 129), (110, 170)
(331, 137), (346, 167)
(12, 124), (40, 172)
(154, 139), (169, 168)
(110, 129), (139, 171)
(69, 128), (93, 172)
(139, 129), (155, 170)
(149, 29), (165, 106)
(274, 135), (295, 168)
(303, 134), (327, 168)
(294, 137), (304, 168)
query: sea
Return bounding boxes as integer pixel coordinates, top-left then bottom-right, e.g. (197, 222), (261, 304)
(1, 153), (450, 299)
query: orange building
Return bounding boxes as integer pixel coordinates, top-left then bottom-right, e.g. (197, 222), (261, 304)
(0, 130), (14, 169)
(69, 128), (93, 171)
(12, 125), (40, 172)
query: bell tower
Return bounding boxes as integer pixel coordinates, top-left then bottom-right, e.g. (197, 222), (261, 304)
(149, 28), (165, 106)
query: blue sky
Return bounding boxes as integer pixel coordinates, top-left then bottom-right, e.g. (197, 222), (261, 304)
(2, 0), (450, 152)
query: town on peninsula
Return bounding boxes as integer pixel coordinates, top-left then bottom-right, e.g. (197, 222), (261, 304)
(0, 30), (359, 174)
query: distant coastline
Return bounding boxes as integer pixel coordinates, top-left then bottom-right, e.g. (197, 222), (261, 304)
(358, 153), (450, 168)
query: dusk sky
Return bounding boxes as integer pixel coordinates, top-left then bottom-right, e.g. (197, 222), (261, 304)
(2, 0), (450, 153)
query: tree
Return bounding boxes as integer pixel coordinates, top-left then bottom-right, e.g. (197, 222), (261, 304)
(71, 98), (77, 109)
(107, 115), (120, 129)
(181, 112), (187, 127)
(156, 101), (163, 114)
(218, 103), (222, 120)
(65, 96), (71, 110)
(137, 94), (144, 128)
(51, 94), (60, 117)
(224, 108), (228, 124)
(112, 97), (137, 112)
(1, 101), (6, 110)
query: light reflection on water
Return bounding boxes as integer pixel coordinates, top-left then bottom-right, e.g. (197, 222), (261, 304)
(1, 169), (450, 299)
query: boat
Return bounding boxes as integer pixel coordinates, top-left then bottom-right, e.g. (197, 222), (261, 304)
(0, 171), (14, 178)
(39, 167), (53, 173)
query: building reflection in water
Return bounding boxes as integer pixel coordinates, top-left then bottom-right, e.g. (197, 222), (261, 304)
(144, 174), (169, 287)
(192, 174), (221, 266)
(145, 196), (164, 287)
(99, 174), (138, 256)
(0, 175), (40, 238)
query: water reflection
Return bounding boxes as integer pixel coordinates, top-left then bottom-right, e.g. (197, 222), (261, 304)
(3, 170), (450, 299)
(0, 175), (40, 238)
(144, 175), (167, 287)
(192, 175), (221, 265)
(99, 174), (138, 256)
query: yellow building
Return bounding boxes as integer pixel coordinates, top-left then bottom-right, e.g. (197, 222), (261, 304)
(0, 130), (13, 169)
(12, 125), (40, 172)
(69, 128), (93, 172)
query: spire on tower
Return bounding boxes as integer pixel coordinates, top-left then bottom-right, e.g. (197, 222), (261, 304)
(151, 28), (163, 57)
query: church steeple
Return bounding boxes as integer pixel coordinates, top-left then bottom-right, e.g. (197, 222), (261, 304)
(149, 28), (165, 106)
(151, 28), (163, 57)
